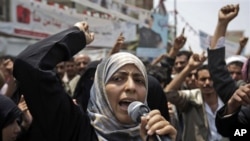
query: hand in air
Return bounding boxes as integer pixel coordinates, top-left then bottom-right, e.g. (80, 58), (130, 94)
(219, 4), (239, 24)
(74, 21), (95, 45)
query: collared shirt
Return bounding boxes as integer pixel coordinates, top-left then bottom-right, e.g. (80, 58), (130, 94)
(205, 97), (224, 141)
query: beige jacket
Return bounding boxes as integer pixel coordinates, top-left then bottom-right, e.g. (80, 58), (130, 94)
(166, 89), (228, 141)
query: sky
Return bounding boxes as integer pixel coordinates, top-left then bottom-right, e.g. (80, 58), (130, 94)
(154, 0), (250, 56)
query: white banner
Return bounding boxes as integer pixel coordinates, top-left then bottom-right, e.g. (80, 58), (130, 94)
(83, 0), (149, 22)
(0, 36), (38, 56)
(76, 48), (109, 61)
(87, 18), (136, 47)
(0, 0), (137, 48)
(199, 30), (238, 58)
(10, 0), (73, 39)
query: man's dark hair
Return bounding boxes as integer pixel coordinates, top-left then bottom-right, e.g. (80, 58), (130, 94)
(176, 50), (192, 60)
(195, 64), (209, 79)
(146, 65), (171, 87)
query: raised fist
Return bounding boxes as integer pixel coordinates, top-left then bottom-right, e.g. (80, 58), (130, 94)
(219, 4), (239, 24)
(74, 21), (94, 45)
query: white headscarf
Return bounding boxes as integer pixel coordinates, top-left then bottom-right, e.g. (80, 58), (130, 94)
(87, 52), (148, 141)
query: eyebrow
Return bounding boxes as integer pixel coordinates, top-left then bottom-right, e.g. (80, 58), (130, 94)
(115, 71), (144, 77)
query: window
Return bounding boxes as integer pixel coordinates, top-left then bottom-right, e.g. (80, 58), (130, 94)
(0, 0), (5, 20)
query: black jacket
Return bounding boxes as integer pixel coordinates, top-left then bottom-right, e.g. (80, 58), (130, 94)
(207, 47), (237, 103)
(208, 47), (250, 140)
(13, 27), (97, 141)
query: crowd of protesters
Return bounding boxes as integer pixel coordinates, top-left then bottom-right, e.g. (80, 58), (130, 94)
(0, 3), (249, 141)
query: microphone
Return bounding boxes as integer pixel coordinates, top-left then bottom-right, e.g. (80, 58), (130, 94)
(128, 101), (150, 123)
(128, 101), (171, 141)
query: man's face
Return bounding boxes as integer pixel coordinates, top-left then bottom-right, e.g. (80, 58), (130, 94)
(227, 64), (243, 81)
(65, 61), (77, 78)
(185, 69), (197, 89)
(196, 69), (215, 95)
(75, 55), (90, 75)
(55, 62), (65, 78)
(174, 55), (188, 73)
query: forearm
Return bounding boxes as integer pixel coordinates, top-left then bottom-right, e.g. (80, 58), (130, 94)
(4, 76), (16, 97)
(13, 27), (87, 129)
(207, 47), (237, 103)
(15, 27), (86, 70)
(225, 102), (241, 115)
(168, 47), (179, 59)
(157, 44), (178, 67)
(151, 54), (165, 65)
(210, 22), (228, 49)
(165, 66), (192, 92)
(235, 46), (244, 55)
(108, 47), (120, 56)
(165, 89), (197, 111)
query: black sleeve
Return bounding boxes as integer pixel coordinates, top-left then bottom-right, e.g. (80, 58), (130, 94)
(216, 105), (250, 139)
(207, 47), (238, 103)
(13, 27), (94, 141)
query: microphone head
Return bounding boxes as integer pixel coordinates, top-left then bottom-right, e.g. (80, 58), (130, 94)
(128, 101), (150, 123)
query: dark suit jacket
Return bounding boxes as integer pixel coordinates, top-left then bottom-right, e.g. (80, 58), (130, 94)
(216, 105), (250, 140)
(208, 47), (250, 140)
(207, 47), (237, 103)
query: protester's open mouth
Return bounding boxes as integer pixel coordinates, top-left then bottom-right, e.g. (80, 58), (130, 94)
(119, 100), (134, 111)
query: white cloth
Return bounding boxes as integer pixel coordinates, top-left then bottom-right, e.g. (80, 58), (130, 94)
(226, 55), (247, 65)
(0, 83), (8, 95)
